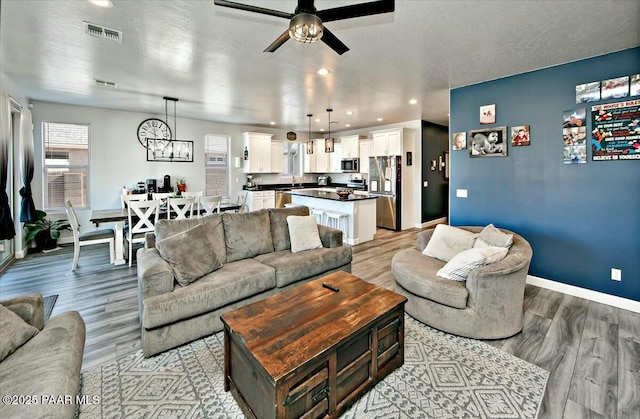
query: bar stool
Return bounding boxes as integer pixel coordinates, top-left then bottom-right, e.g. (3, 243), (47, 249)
(324, 211), (349, 241)
(310, 208), (326, 225)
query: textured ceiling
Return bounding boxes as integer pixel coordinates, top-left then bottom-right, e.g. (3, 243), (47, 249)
(2, 0), (639, 131)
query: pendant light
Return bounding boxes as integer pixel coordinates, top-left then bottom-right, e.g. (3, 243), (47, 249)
(306, 113), (314, 154)
(325, 108), (334, 153)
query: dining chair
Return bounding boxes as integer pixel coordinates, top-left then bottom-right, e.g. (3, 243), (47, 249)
(152, 192), (173, 206)
(121, 193), (147, 209)
(181, 191), (203, 200)
(236, 191), (248, 213)
(65, 200), (115, 271)
(198, 195), (222, 216)
(166, 197), (195, 219)
(126, 200), (160, 267)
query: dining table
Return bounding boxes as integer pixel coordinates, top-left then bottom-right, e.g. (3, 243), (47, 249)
(90, 203), (241, 265)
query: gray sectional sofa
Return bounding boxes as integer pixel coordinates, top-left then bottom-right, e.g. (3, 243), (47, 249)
(0, 293), (86, 419)
(136, 206), (352, 357)
(391, 226), (532, 339)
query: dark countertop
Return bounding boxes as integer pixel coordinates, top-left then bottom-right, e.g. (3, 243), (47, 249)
(285, 189), (377, 201)
(243, 183), (366, 191)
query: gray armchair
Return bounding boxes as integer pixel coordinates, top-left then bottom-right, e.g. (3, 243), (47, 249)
(391, 226), (533, 339)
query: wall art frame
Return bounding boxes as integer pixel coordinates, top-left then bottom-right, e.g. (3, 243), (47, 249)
(469, 126), (508, 157)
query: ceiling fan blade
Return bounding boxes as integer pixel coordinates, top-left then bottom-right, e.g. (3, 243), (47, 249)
(321, 28), (349, 55)
(213, 0), (293, 19)
(264, 30), (291, 53)
(317, 0), (394, 23)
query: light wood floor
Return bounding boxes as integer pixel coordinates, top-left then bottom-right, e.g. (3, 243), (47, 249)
(1, 229), (638, 419)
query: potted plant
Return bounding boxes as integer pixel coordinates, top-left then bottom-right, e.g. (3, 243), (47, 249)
(176, 177), (187, 193)
(24, 210), (71, 250)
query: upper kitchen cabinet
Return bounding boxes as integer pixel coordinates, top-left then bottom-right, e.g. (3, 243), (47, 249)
(371, 128), (404, 156)
(243, 132), (273, 173)
(340, 135), (366, 158)
(271, 141), (284, 174)
(359, 140), (372, 174)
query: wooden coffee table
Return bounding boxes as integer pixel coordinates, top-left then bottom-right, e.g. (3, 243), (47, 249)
(221, 271), (407, 419)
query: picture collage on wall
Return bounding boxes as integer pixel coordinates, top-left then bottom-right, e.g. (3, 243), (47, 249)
(591, 99), (640, 160)
(576, 73), (639, 104)
(451, 105), (531, 158)
(563, 108), (587, 164)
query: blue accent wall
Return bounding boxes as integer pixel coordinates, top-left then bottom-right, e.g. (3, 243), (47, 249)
(450, 47), (640, 302)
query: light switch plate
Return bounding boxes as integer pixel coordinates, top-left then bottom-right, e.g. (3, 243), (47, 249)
(456, 189), (468, 198)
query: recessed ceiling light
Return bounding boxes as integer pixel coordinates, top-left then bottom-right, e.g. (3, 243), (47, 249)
(346, 110), (353, 115)
(377, 118), (383, 122)
(320, 128), (325, 132)
(315, 118), (321, 122)
(88, 0), (113, 7)
(409, 99), (418, 105)
(269, 121), (276, 125)
(345, 124), (351, 127)
(317, 68), (330, 76)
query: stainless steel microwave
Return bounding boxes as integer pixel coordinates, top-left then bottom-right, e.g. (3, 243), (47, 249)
(341, 158), (359, 173)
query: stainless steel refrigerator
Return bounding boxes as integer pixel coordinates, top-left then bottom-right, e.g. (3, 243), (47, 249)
(368, 155), (401, 230)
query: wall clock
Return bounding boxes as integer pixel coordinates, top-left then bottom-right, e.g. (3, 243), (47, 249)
(286, 131), (297, 141)
(137, 118), (171, 148)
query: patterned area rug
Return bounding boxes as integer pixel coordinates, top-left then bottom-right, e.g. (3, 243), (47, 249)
(79, 316), (548, 418)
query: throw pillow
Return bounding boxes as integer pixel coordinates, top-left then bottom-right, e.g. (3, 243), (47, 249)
(480, 246), (509, 264)
(287, 215), (323, 253)
(474, 224), (513, 249)
(422, 224), (478, 262)
(0, 304), (39, 362)
(156, 224), (222, 287)
(436, 248), (487, 282)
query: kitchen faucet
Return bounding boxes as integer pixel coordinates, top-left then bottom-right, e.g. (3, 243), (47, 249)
(291, 176), (296, 187)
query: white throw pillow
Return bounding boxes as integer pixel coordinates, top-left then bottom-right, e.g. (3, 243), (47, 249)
(436, 248), (487, 282)
(423, 224), (478, 262)
(480, 246), (509, 264)
(287, 215), (323, 253)
(474, 224), (513, 249)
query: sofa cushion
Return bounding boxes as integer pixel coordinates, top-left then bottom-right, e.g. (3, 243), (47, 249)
(422, 224), (478, 262)
(437, 248), (487, 282)
(0, 305), (39, 362)
(142, 258), (276, 329)
(255, 247), (352, 288)
(287, 215), (323, 253)
(474, 224), (513, 249)
(155, 224), (222, 286)
(269, 206), (310, 251)
(481, 246), (510, 264)
(155, 214), (227, 263)
(223, 210), (275, 262)
(392, 248), (468, 309)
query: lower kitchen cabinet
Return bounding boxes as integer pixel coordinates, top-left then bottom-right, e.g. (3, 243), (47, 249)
(246, 190), (275, 212)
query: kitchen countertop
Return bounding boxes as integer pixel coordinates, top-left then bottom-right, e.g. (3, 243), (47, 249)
(243, 183), (367, 191)
(285, 189), (377, 201)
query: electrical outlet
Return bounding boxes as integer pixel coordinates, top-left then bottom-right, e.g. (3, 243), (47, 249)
(611, 268), (622, 281)
(456, 189), (468, 198)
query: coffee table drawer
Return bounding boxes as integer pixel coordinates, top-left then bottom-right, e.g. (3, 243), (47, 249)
(282, 363), (329, 419)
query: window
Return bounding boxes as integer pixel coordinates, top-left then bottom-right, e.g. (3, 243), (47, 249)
(282, 142), (301, 177)
(204, 134), (230, 197)
(42, 122), (89, 210)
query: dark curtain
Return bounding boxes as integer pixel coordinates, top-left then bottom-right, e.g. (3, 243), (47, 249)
(0, 93), (16, 239)
(19, 109), (36, 222)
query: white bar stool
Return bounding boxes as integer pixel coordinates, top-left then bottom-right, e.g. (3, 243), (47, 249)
(310, 208), (326, 225)
(324, 211), (349, 241)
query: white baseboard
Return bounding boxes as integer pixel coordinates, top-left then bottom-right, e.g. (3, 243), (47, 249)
(416, 217), (447, 229)
(15, 249), (27, 259)
(527, 275), (640, 314)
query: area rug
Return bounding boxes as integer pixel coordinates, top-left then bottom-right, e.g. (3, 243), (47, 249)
(43, 294), (58, 321)
(79, 316), (548, 418)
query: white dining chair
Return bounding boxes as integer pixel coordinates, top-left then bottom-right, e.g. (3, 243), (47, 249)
(166, 197), (195, 219)
(126, 200), (160, 267)
(65, 200), (115, 271)
(198, 195), (222, 216)
(121, 193), (147, 209)
(152, 192), (173, 206)
(236, 191), (248, 213)
(181, 191), (203, 200)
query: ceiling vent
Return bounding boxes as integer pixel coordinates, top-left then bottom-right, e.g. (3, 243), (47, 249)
(84, 21), (122, 44)
(95, 79), (117, 88)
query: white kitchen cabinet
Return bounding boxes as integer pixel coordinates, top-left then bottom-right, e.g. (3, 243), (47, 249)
(340, 135), (362, 158)
(330, 142), (343, 173)
(304, 148), (317, 173)
(243, 132), (273, 173)
(246, 190), (275, 212)
(359, 140), (372, 174)
(271, 141), (284, 174)
(371, 129), (403, 156)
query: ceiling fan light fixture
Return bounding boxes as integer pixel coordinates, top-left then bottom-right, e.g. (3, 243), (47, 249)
(289, 13), (323, 44)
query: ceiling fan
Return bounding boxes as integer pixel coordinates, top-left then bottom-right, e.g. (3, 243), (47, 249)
(213, 0), (395, 55)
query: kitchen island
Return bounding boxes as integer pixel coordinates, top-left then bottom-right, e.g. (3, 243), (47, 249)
(286, 189), (377, 245)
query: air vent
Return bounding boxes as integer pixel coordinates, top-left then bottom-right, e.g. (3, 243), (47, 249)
(95, 79), (117, 88)
(84, 21), (122, 44)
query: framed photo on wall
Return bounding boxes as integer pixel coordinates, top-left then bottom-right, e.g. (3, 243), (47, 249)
(511, 125), (531, 146)
(469, 126), (507, 157)
(479, 104), (496, 124)
(452, 132), (467, 150)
